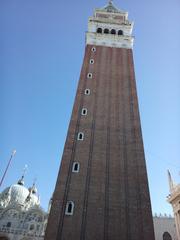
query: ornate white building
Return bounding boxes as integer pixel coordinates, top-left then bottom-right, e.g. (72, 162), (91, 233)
(0, 176), (48, 240)
(167, 171), (180, 240)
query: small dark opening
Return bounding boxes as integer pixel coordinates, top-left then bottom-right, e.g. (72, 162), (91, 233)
(6, 222), (11, 228)
(83, 109), (87, 115)
(68, 203), (73, 213)
(104, 28), (109, 34)
(74, 163), (79, 171)
(30, 224), (34, 230)
(97, 28), (102, 33)
(78, 133), (83, 140)
(85, 89), (90, 95)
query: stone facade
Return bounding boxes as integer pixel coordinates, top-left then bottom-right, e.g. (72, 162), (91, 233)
(0, 177), (48, 240)
(167, 171), (180, 240)
(45, 2), (155, 240)
(153, 215), (177, 240)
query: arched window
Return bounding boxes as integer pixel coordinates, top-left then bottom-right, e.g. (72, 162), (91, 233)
(84, 89), (91, 95)
(65, 201), (74, 215)
(111, 29), (116, 35)
(163, 232), (172, 240)
(104, 28), (109, 34)
(72, 162), (80, 173)
(89, 59), (94, 64)
(87, 73), (92, 78)
(6, 222), (11, 228)
(97, 28), (102, 33)
(91, 47), (96, 52)
(118, 30), (123, 35)
(81, 108), (88, 116)
(77, 132), (84, 141)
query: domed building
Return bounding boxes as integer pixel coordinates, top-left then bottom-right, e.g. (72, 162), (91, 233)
(0, 176), (48, 240)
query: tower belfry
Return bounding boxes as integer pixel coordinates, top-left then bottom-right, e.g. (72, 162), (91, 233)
(45, 2), (155, 240)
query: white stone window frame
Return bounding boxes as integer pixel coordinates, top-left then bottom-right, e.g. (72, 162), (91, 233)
(65, 201), (74, 216)
(84, 89), (91, 95)
(89, 59), (94, 64)
(91, 47), (96, 52)
(87, 73), (93, 78)
(72, 162), (80, 173)
(77, 132), (84, 141)
(81, 108), (88, 116)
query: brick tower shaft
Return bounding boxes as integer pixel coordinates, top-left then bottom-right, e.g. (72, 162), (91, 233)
(45, 2), (155, 240)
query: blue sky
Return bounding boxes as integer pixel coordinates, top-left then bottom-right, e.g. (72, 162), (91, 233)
(0, 0), (180, 215)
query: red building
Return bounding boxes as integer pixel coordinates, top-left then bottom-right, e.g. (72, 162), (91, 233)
(45, 2), (155, 239)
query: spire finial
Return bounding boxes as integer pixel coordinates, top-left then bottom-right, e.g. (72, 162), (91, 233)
(17, 165), (28, 186)
(29, 177), (38, 194)
(109, 0), (113, 4)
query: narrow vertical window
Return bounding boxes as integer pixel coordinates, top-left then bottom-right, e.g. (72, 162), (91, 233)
(81, 108), (87, 116)
(84, 89), (91, 95)
(89, 59), (94, 64)
(72, 162), (80, 173)
(65, 201), (74, 215)
(87, 73), (92, 78)
(77, 132), (84, 140)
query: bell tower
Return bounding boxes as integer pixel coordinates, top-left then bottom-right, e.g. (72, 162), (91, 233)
(45, 2), (155, 240)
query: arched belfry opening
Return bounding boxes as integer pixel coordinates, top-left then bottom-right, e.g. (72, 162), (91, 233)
(97, 28), (102, 33)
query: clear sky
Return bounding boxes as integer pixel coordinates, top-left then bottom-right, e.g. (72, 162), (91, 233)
(0, 0), (180, 215)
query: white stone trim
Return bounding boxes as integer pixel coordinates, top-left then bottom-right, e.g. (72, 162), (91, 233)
(84, 89), (91, 95)
(81, 108), (88, 116)
(72, 162), (80, 173)
(65, 201), (74, 216)
(89, 59), (94, 64)
(77, 132), (84, 141)
(87, 73), (93, 78)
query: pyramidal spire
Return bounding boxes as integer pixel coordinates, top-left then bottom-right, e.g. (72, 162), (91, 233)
(168, 170), (174, 192)
(102, 0), (122, 13)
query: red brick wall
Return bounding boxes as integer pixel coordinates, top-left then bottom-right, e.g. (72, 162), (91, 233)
(45, 45), (155, 240)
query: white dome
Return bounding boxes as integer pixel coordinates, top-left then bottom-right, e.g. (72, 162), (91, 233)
(9, 184), (30, 205)
(0, 183), (40, 209)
